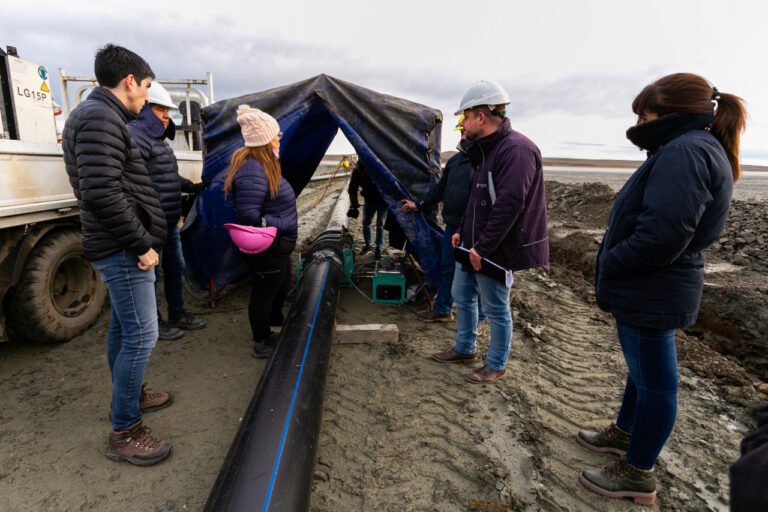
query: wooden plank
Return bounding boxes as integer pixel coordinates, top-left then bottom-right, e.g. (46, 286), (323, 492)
(333, 324), (399, 345)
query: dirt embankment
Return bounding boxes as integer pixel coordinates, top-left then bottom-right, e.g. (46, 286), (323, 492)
(546, 181), (768, 408)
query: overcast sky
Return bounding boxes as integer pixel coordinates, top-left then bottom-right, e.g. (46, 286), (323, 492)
(4, 0), (767, 164)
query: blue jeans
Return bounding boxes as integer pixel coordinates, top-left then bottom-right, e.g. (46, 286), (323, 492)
(452, 267), (513, 370)
(433, 226), (484, 321)
(433, 225), (457, 315)
(91, 250), (159, 431)
(156, 224), (185, 321)
(362, 202), (388, 249)
(614, 320), (678, 470)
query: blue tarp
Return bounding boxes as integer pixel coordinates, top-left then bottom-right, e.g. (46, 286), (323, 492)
(182, 74), (444, 293)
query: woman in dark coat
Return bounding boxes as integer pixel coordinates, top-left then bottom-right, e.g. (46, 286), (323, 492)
(222, 106), (298, 358)
(576, 73), (746, 505)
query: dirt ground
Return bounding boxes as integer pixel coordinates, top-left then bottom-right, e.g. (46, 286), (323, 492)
(1, 177), (765, 511)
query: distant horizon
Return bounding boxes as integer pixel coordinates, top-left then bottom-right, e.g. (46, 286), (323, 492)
(322, 153), (768, 172)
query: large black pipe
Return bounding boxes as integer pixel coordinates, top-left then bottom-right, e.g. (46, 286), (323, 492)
(205, 187), (351, 512)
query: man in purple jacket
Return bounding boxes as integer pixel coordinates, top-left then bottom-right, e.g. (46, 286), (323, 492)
(432, 80), (549, 384)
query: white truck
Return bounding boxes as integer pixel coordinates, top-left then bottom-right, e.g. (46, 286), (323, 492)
(0, 45), (212, 343)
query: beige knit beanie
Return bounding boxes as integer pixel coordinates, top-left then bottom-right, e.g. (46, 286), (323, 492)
(236, 105), (280, 147)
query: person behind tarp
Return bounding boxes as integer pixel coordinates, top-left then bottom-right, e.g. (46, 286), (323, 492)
(127, 81), (208, 341)
(576, 73), (747, 506)
(401, 121), (484, 325)
(431, 79), (549, 385)
(730, 403), (768, 511)
(347, 158), (387, 259)
(222, 106), (297, 359)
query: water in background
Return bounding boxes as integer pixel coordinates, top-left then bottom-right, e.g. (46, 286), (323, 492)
(544, 166), (768, 203)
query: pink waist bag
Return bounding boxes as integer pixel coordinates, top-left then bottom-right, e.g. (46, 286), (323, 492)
(223, 224), (278, 254)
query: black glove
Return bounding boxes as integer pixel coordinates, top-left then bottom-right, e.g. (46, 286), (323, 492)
(189, 181), (211, 193)
(347, 207), (359, 219)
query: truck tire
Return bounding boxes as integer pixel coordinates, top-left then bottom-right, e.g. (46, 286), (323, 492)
(5, 229), (106, 343)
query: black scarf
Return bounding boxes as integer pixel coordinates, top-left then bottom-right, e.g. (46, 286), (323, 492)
(626, 112), (714, 152)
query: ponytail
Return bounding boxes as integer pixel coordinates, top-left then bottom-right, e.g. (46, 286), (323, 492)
(710, 93), (747, 182)
(632, 73), (747, 182)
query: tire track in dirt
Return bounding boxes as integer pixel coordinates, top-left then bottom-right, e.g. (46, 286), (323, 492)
(509, 267), (748, 511)
(312, 338), (530, 511)
(310, 215), (540, 511)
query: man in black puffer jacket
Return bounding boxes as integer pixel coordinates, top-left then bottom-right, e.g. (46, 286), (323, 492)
(127, 82), (207, 340)
(401, 129), (483, 324)
(62, 44), (172, 466)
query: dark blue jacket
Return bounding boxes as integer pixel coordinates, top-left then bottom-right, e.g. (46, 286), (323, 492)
(127, 105), (195, 228)
(458, 119), (549, 272)
(595, 129), (733, 329)
(417, 151), (474, 227)
(62, 87), (166, 260)
(348, 160), (384, 208)
(232, 158), (298, 242)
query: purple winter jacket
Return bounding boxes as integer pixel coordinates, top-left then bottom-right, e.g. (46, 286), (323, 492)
(457, 119), (549, 272)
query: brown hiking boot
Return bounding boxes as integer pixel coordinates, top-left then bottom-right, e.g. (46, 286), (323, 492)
(576, 423), (631, 456)
(417, 310), (454, 323)
(106, 419), (172, 466)
(139, 383), (173, 413)
(464, 365), (506, 384)
(431, 348), (478, 364)
(580, 459), (656, 505)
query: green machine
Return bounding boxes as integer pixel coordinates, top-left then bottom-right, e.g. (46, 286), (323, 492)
(340, 246), (355, 288)
(372, 256), (406, 304)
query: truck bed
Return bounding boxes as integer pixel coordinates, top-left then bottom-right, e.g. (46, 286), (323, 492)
(0, 139), (203, 228)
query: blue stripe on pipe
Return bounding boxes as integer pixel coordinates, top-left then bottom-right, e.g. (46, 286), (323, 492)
(262, 263), (331, 511)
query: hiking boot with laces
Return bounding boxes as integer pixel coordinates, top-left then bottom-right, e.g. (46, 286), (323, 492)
(580, 459), (656, 505)
(158, 320), (184, 341)
(139, 383), (173, 412)
(576, 423), (631, 456)
(167, 310), (207, 330)
(106, 419), (172, 466)
(417, 310), (454, 323)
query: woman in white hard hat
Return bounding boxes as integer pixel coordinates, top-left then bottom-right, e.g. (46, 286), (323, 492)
(222, 105), (298, 358)
(127, 81), (208, 342)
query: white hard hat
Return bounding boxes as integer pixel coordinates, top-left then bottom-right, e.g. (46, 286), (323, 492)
(147, 81), (177, 109)
(454, 80), (510, 116)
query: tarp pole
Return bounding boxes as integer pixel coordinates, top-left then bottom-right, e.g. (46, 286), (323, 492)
(205, 186), (350, 512)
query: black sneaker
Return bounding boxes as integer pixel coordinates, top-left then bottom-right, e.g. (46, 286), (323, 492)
(374, 248), (382, 259)
(158, 321), (184, 341)
(580, 459), (656, 505)
(359, 245), (374, 256)
(167, 311), (207, 330)
(251, 334), (276, 359)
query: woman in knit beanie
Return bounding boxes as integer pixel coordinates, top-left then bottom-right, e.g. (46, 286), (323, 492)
(223, 105), (298, 358)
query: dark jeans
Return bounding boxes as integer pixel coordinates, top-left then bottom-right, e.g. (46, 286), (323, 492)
(362, 202), (388, 249)
(433, 224), (457, 315)
(155, 224), (185, 321)
(90, 250), (158, 430)
(242, 238), (295, 343)
(615, 319), (678, 470)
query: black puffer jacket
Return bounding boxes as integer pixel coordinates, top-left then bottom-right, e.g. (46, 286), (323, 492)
(348, 160), (384, 207)
(63, 87), (167, 260)
(127, 104), (194, 228)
